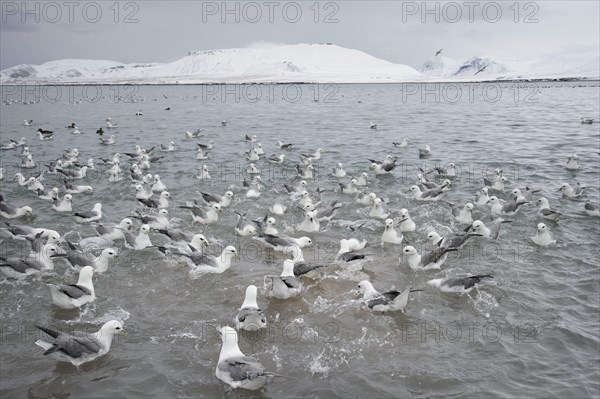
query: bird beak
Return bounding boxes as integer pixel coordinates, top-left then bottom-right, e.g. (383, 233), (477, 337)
(120, 330), (128, 337)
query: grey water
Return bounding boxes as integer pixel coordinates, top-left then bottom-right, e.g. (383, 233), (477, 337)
(0, 82), (599, 398)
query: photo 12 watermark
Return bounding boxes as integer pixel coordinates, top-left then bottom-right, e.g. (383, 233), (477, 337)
(1, 1), (140, 24)
(201, 1), (340, 23)
(401, 1), (540, 23)
(1, 84), (141, 104)
(398, 82), (540, 104)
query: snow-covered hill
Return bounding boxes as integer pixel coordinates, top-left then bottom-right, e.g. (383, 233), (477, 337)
(1, 44), (597, 84)
(420, 53), (599, 80)
(0, 44), (423, 84)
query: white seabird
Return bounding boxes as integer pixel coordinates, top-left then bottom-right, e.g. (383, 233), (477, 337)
(186, 245), (237, 274)
(381, 218), (403, 245)
(52, 194), (73, 212)
(138, 191), (171, 209)
(48, 266), (96, 309)
(428, 274), (493, 293)
(333, 163), (346, 178)
(536, 197), (561, 221)
(35, 320), (126, 367)
(565, 154), (580, 170)
(215, 326), (273, 390)
(392, 138), (409, 148)
(197, 190), (234, 208)
(398, 208), (416, 232)
(256, 234), (312, 252)
(340, 178), (359, 195)
(265, 259), (301, 299)
(0, 245), (61, 278)
(124, 224), (153, 250)
(53, 246), (118, 274)
(269, 201), (287, 216)
(358, 281), (421, 312)
(297, 210), (320, 232)
(426, 230), (478, 250)
(355, 172), (369, 186)
(64, 180), (93, 194)
(467, 219), (511, 240)
(234, 213), (258, 237)
(94, 218), (134, 242)
(450, 202), (474, 224)
(0, 197), (33, 219)
(475, 187), (490, 205)
(196, 164), (211, 180)
(402, 244), (456, 270)
(483, 176), (508, 192)
(151, 175), (167, 192)
(532, 223), (556, 246)
(559, 182), (584, 198)
(487, 196), (527, 216)
(584, 202), (599, 216)
(409, 184), (449, 201)
(74, 203), (102, 223)
(369, 198), (390, 220)
(181, 203), (222, 225)
(235, 285), (267, 331)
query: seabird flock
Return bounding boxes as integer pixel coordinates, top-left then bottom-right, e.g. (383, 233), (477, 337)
(0, 111), (598, 391)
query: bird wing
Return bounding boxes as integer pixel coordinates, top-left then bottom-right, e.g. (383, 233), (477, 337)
(293, 262), (325, 276)
(218, 356), (267, 382)
(56, 284), (92, 299)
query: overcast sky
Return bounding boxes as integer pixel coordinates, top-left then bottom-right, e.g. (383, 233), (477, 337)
(1, 1), (598, 70)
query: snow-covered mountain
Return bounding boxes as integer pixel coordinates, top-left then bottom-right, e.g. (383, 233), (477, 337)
(0, 44), (423, 84)
(1, 44), (597, 84)
(420, 53), (599, 80)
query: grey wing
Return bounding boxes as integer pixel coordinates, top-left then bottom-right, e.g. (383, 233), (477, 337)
(67, 251), (90, 267)
(190, 207), (208, 219)
(200, 192), (220, 203)
(5, 223), (31, 236)
(236, 307), (263, 323)
(51, 333), (102, 358)
(483, 178), (493, 186)
(124, 232), (138, 248)
(541, 208), (560, 217)
(190, 253), (217, 267)
(450, 205), (460, 217)
(0, 258), (41, 273)
(0, 202), (16, 214)
(444, 277), (471, 289)
(316, 207), (336, 219)
(293, 262), (325, 276)
(502, 201), (521, 213)
(281, 276), (300, 289)
(27, 236), (45, 253)
(338, 253), (366, 262)
(445, 234), (470, 249)
(218, 357), (266, 382)
(236, 216), (250, 230)
(489, 222), (503, 239)
(423, 187), (443, 198)
(138, 198), (158, 208)
(382, 163), (396, 172)
(57, 284), (92, 299)
(367, 295), (391, 309)
(95, 224), (112, 236)
(380, 201), (389, 213)
(171, 230), (191, 242)
(421, 248), (444, 266)
(74, 210), (97, 219)
(263, 235), (291, 248)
